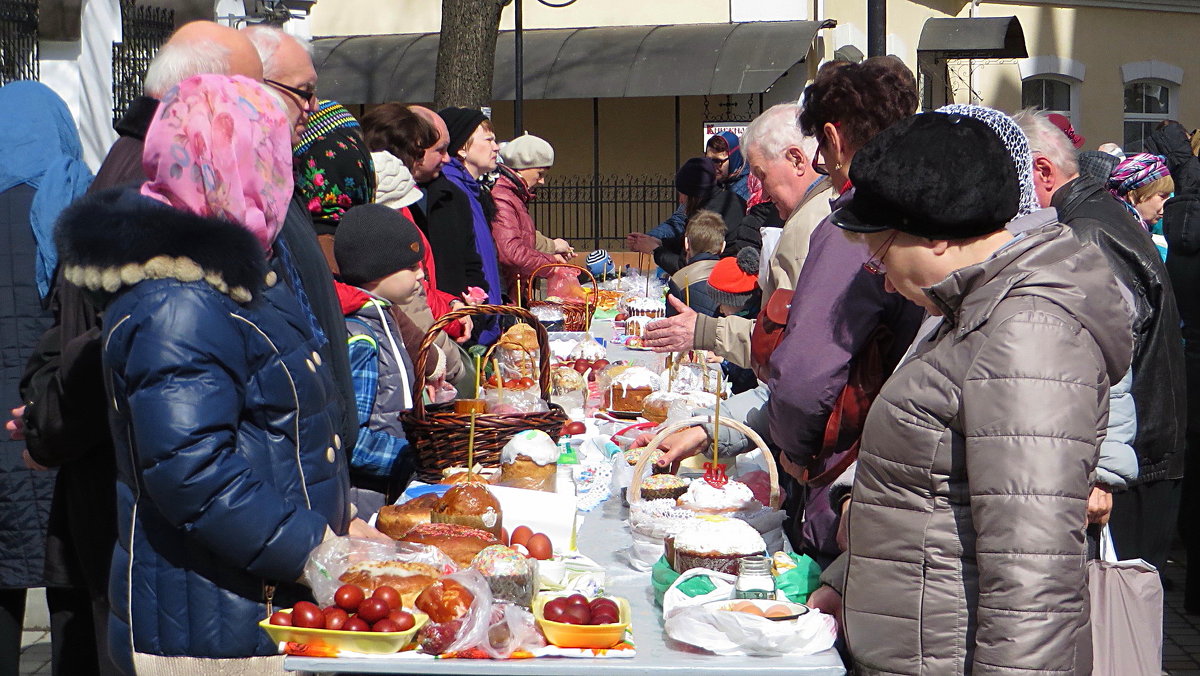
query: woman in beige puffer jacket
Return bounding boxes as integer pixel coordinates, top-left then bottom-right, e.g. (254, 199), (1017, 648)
(832, 112), (1134, 675)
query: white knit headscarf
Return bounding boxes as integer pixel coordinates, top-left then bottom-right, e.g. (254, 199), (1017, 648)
(371, 150), (423, 210)
(937, 104), (1041, 217)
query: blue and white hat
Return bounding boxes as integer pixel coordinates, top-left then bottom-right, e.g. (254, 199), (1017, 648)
(585, 249), (615, 277)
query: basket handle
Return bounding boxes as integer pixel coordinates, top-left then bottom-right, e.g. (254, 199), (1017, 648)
(411, 304), (551, 418)
(525, 263), (598, 330)
(627, 415), (780, 510)
(610, 421), (659, 444)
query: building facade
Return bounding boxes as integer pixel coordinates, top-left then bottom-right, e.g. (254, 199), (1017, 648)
(311, 0), (1200, 171)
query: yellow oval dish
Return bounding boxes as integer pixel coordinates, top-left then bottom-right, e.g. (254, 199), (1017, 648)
(258, 610), (429, 654)
(533, 595), (631, 649)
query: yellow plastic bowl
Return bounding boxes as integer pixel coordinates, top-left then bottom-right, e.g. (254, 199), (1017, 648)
(533, 595), (631, 649)
(258, 610), (428, 654)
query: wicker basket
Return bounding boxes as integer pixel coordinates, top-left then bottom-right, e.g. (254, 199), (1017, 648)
(525, 263), (597, 332)
(627, 416), (781, 510)
(401, 305), (568, 482)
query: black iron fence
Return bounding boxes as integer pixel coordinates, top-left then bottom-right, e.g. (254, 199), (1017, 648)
(112, 0), (174, 124)
(528, 174), (677, 252)
(0, 0), (38, 85)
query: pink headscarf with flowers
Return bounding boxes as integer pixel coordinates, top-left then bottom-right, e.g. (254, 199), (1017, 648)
(140, 74), (293, 253)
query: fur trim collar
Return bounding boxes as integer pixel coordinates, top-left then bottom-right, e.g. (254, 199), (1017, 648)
(55, 188), (272, 303)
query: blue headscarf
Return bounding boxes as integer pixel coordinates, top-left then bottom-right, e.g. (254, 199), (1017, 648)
(717, 131), (750, 201)
(0, 81), (94, 299)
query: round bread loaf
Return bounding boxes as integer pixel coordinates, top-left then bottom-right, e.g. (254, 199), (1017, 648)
(430, 482), (503, 538)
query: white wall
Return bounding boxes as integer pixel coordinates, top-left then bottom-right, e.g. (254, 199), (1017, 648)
(78, 0), (122, 170)
(730, 0), (809, 22)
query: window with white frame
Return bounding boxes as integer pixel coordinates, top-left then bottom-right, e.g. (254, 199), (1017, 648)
(1124, 80), (1175, 153)
(1022, 76), (1074, 120)
(1018, 57), (1085, 127)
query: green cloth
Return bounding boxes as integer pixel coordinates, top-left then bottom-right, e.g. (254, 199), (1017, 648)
(651, 555), (715, 606)
(775, 552), (823, 604)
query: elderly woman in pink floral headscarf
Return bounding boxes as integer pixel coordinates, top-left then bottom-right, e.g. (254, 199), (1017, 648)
(54, 74), (368, 675)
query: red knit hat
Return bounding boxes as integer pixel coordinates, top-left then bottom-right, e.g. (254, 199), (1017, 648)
(706, 248), (760, 307)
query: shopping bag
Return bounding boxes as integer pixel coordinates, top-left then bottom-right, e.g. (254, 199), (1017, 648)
(661, 567), (737, 619)
(1088, 525), (1163, 676)
(663, 599), (837, 656)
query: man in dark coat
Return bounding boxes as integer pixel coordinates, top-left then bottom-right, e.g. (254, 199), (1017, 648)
(1019, 110), (1186, 572)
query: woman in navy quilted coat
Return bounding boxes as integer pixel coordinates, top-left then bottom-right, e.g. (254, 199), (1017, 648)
(54, 75), (361, 675)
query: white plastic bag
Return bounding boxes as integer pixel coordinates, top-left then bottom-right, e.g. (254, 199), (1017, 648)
(661, 568), (737, 619)
(303, 536), (457, 608)
(664, 603), (837, 656)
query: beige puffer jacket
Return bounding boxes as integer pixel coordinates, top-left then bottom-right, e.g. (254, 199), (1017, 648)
(843, 224), (1133, 675)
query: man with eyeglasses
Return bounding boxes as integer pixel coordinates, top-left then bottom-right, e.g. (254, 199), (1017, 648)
(244, 25), (319, 146)
(243, 25), (367, 507)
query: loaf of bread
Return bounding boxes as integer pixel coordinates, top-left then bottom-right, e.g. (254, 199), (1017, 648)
(376, 494), (439, 539)
(401, 522), (498, 567)
(430, 482), (503, 538)
(338, 560), (441, 608)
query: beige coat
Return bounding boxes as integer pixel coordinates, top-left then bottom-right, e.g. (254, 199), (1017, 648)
(843, 224), (1133, 675)
(694, 176), (832, 368)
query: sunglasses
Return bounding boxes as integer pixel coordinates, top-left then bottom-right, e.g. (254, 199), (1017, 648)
(265, 79), (317, 105)
(812, 148), (828, 176)
(863, 231), (898, 276)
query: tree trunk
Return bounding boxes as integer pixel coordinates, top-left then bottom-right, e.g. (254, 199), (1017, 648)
(434, 0), (507, 110)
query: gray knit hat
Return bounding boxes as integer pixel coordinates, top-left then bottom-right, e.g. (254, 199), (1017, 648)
(335, 203), (424, 287)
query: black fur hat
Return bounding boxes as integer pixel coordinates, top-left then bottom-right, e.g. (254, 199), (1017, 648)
(830, 112), (1019, 239)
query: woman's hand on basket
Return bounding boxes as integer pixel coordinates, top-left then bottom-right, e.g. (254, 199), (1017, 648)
(630, 425), (710, 470)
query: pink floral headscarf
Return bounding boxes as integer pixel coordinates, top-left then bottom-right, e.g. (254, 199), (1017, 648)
(141, 74), (293, 253)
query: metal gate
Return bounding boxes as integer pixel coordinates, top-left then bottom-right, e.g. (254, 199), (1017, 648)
(528, 174), (677, 252)
(112, 0), (174, 124)
(0, 0), (38, 85)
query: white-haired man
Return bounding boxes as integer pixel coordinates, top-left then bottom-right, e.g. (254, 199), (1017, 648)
(1016, 108), (1186, 570)
(644, 103), (831, 373)
(243, 25), (317, 145)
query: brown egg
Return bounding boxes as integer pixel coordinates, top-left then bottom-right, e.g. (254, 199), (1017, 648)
(526, 532), (553, 560)
(730, 601), (764, 616)
(510, 525), (534, 548)
(764, 604), (793, 618)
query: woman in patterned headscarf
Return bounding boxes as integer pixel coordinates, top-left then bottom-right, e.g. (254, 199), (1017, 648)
(294, 100), (376, 272)
(54, 74), (366, 675)
(1108, 152), (1174, 229)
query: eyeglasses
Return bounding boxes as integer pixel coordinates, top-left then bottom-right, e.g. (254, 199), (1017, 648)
(265, 79), (317, 105)
(711, 156), (729, 166)
(863, 232), (898, 276)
